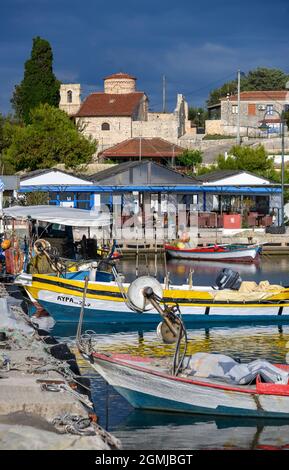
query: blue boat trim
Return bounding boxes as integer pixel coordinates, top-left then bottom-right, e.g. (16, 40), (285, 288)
(38, 299), (289, 324)
(114, 386), (289, 418)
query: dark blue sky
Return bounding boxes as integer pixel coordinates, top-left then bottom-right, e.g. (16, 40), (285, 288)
(1, 0), (289, 114)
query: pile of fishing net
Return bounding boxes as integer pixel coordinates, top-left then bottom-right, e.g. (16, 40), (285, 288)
(185, 352), (289, 385)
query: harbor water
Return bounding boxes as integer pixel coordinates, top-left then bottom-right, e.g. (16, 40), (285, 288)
(52, 255), (289, 450)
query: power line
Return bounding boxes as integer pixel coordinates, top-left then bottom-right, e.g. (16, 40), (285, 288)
(148, 72), (237, 110)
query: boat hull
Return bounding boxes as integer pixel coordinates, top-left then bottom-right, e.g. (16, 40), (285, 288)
(165, 245), (259, 263)
(25, 274), (289, 323)
(91, 354), (289, 418)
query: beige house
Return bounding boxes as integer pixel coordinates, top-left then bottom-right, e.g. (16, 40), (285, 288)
(59, 72), (194, 156)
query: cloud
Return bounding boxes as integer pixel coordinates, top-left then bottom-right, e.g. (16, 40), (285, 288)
(1, 0), (289, 112)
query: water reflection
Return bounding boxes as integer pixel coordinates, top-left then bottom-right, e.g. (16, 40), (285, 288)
(55, 322), (289, 363)
(117, 411), (289, 450)
(117, 254), (289, 286)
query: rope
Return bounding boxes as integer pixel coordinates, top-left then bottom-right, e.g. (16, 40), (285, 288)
(52, 413), (95, 436)
(41, 382), (93, 409)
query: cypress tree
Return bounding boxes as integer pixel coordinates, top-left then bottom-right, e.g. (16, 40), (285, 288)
(11, 37), (60, 124)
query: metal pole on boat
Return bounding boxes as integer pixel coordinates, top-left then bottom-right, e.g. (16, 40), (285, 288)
(136, 225), (139, 277)
(142, 286), (179, 337)
(163, 244), (168, 287)
(76, 276), (89, 347)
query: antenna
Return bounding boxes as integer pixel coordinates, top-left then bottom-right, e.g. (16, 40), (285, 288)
(162, 75), (167, 113)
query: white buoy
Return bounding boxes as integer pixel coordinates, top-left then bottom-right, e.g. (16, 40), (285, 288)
(127, 276), (163, 312)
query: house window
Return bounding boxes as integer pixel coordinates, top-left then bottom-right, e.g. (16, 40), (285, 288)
(232, 105), (238, 114)
(101, 122), (110, 131)
(67, 90), (73, 103)
(266, 104), (273, 115)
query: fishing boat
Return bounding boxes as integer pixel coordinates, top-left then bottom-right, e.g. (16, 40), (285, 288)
(88, 352), (289, 417)
(20, 263), (289, 323)
(164, 243), (260, 263)
(76, 278), (289, 418)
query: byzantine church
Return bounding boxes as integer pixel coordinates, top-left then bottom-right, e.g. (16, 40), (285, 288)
(59, 73), (195, 158)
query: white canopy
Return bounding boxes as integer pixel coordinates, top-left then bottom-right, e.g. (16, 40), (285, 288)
(3, 205), (111, 228)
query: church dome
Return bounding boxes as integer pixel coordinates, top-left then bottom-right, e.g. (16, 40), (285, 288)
(104, 72), (136, 94)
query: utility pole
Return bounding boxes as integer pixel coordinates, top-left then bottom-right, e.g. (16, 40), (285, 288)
(236, 69), (241, 146)
(162, 75), (166, 113)
(139, 136), (142, 162)
(281, 118), (285, 227)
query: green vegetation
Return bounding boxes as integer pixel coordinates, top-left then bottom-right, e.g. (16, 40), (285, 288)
(203, 134), (235, 140)
(176, 149), (203, 172)
(207, 67), (289, 106)
(25, 191), (49, 206)
(197, 144), (289, 203)
(2, 104), (97, 171)
(216, 145), (275, 179)
(0, 114), (20, 174)
(196, 145), (276, 179)
(11, 37), (60, 124)
(188, 107), (208, 127)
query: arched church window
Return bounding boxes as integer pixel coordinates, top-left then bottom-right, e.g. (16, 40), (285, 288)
(67, 90), (73, 103)
(101, 122), (110, 131)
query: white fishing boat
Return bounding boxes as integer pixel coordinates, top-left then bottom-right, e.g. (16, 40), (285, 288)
(77, 277), (289, 418)
(165, 243), (260, 263)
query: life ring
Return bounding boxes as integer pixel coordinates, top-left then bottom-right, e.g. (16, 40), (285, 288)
(1, 239), (11, 250)
(34, 239), (51, 255)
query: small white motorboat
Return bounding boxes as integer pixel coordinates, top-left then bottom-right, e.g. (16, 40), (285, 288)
(77, 277), (289, 418)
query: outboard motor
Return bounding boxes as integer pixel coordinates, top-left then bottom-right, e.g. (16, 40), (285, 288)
(214, 268), (242, 290)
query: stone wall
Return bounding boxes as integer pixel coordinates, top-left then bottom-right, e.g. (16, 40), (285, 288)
(132, 120), (180, 143)
(76, 116), (132, 152)
(205, 119), (224, 135)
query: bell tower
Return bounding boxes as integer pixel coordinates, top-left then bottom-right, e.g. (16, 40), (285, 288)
(59, 84), (81, 115)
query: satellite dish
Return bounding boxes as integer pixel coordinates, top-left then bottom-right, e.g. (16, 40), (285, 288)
(127, 276), (163, 312)
(156, 318), (184, 344)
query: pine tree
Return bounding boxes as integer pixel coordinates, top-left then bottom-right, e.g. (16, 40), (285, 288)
(11, 37), (60, 124)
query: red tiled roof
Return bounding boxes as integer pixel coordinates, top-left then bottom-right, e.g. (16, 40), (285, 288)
(104, 72), (136, 80)
(228, 91), (288, 101)
(260, 118), (281, 123)
(75, 92), (145, 117)
(100, 138), (185, 159)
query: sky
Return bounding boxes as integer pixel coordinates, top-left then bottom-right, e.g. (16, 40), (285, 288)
(1, 0), (289, 114)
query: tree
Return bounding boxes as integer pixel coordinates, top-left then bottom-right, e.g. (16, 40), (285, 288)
(207, 68), (289, 107)
(207, 80), (237, 106)
(188, 107), (208, 127)
(3, 104), (97, 171)
(242, 68), (289, 91)
(216, 145), (277, 180)
(0, 114), (20, 174)
(284, 109), (289, 130)
(176, 149), (203, 172)
(11, 37), (60, 124)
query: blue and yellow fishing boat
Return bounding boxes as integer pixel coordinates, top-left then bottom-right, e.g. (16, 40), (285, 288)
(22, 269), (289, 323)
